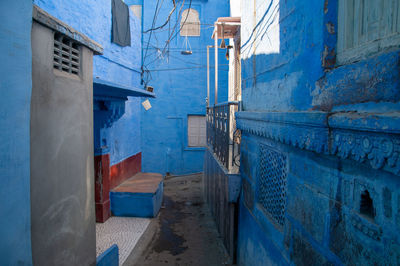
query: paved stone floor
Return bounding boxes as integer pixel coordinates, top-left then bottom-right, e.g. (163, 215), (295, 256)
(96, 216), (150, 265)
(125, 173), (231, 266)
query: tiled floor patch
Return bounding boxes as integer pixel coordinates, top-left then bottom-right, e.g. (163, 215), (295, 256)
(96, 217), (151, 265)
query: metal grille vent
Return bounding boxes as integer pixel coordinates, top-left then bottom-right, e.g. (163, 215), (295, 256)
(257, 144), (288, 227)
(53, 33), (80, 75)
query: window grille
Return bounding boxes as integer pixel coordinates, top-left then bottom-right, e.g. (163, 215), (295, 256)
(257, 144), (287, 227)
(53, 32), (80, 75)
(338, 0), (400, 64)
(180, 9), (200, 36)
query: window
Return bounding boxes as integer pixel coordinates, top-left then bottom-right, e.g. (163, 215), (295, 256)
(53, 32), (80, 75)
(180, 8), (200, 36)
(188, 115), (206, 147)
(337, 0), (400, 64)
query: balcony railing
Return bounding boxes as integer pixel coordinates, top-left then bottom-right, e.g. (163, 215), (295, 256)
(206, 101), (240, 172)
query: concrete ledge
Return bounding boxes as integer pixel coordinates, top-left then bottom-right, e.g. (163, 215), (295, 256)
(110, 173), (163, 218)
(96, 244), (119, 266)
(32, 5), (103, 54)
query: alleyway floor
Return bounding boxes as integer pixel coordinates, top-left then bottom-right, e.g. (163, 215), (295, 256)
(124, 173), (232, 266)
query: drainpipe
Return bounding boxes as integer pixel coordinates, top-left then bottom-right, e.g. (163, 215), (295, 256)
(206, 45), (215, 108)
(140, 0), (145, 85)
(214, 26), (218, 105)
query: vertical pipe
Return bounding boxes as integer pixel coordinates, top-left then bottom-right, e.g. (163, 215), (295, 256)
(140, 0), (145, 84)
(207, 46), (210, 107)
(215, 25), (218, 105)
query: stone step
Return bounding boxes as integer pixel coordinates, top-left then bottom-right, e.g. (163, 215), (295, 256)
(110, 172), (163, 218)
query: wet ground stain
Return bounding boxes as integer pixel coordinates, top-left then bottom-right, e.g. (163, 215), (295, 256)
(153, 196), (188, 256)
(131, 174), (231, 266)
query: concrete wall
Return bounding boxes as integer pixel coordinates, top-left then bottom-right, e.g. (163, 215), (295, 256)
(0, 0), (33, 265)
(34, 0), (144, 222)
(141, 0), (230, 175)
(33, 0), (143, 169)
(237, 0), (400, 265)
(30, 22), (96, 265)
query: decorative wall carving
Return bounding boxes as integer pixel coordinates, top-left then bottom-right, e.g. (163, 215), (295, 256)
(331, 130), (400, 175)
(236, 113), (329, 154)
(236, 111), (400, 176)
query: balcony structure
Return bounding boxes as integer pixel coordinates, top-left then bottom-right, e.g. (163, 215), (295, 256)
(203, 17), (241, 261)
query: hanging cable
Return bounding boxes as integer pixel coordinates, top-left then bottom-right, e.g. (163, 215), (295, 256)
(143, 1), (177, 33)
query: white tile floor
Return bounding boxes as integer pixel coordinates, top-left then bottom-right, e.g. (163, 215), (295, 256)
(96, 217), (151, 265)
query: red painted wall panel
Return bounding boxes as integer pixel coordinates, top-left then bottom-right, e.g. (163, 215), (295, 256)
(94, 152), (141, 222)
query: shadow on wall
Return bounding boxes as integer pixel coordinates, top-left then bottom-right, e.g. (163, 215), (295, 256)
(241, 0), (400, 113)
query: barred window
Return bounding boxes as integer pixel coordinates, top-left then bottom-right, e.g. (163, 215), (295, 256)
(337, 0), (400, 64)
(180, 8), (200, 37)
(53, 32), (80, 75)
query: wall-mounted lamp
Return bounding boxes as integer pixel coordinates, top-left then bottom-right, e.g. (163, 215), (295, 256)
(225, 45), (233, 61)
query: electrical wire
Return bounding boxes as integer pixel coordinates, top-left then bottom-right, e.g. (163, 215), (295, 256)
(161, 0), (193, 55)
(142, 0), (187, 85)
(143, 0), (162, 68)
(240, 0), (274, 51)
(147, 65), (229, 72)
(143, 1), (177, 33)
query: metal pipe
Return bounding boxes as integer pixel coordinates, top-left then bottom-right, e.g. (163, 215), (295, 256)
(215, 26), (218, 105)
(207, 46), (210, 107)
(206, 45), (217, 108)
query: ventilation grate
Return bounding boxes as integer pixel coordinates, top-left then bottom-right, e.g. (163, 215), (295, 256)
(53, 32), (80, 75)
(257, 144), (288, 227)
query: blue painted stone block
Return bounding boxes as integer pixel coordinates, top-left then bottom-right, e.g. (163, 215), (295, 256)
(96, 244), (119, 266)
(110, 173), (163, 218)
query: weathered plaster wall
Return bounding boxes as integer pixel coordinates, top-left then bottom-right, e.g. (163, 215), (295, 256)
(141, 0), (230, 175)
(30, 22), (96, 265)
(239, 130), (400, 265)
(0, 1), (33, 265)
(241, 0), (325, 112)
(241, 0), (400, 113)
(34, 0), (143, 166)
(237, 0), (400, 265)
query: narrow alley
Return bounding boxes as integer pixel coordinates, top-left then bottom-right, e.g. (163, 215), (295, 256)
(125, 174), (231, 266)
(2, 0), (400, 265)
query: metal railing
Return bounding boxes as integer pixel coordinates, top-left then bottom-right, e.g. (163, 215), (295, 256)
(206, 101), (240, 171)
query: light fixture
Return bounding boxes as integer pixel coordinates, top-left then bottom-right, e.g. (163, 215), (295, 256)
(225, 45), (233, 60)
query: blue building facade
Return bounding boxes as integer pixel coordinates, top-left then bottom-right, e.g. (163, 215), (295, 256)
(34, 0), (153, 223)
(140, 0), (231, 175)
(236, 0), (400, 265)
(1, 0), (147, 264)
(0, 0), (33, 264)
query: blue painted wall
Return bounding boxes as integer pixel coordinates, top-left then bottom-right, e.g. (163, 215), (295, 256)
(141, 0), (230, 175)
(34, 0), (143, 164)
(0, 0), (33, 264)
(237, 0), (400, 265)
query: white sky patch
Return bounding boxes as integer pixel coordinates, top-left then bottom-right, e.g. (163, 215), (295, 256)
(241, 0), (280, 59)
